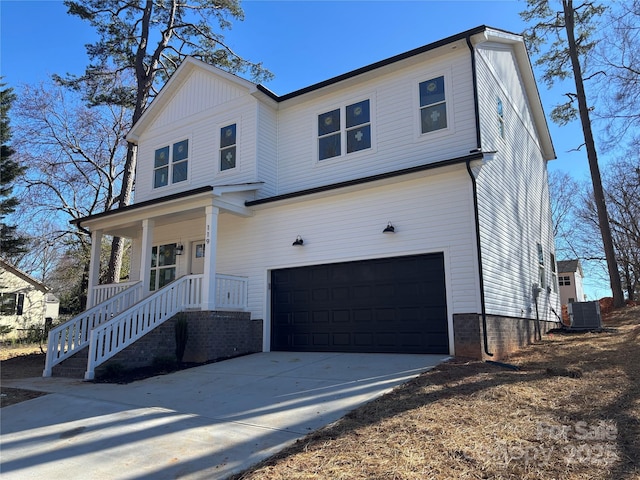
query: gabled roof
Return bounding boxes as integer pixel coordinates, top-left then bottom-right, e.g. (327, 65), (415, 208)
(127, 57), (268, 142)
(126, 25), (555, 160)
(0, 258), (50, 293)
(557, 259), (583, 276)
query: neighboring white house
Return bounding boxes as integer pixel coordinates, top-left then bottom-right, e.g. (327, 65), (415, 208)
(57, 25), (560, 373)
(557, 259), (585, 305)
(0, 259), (59, 340)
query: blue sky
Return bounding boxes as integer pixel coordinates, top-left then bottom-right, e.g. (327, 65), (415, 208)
(0, 0), (612, 299)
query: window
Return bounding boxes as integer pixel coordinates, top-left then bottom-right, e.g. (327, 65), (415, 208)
(559, 276), (571, 286)
(318, 99), (371, 161)
(497, 97), (505, 138)
(154, 139), (189, 188)
(419, 76), (447, 134)
(537, 243), (545, 288)
(150, 243), (178, 291)
(550, 253), (558, 293)
(537, 243), (544, 265)
(346, 100), (371, 154)
(220, 124), (237, 171)
(0, 293), (16, 315)
(0, 293), (23, 315)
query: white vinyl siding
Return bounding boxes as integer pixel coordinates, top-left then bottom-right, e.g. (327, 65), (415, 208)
(274, 50), (478, 195)
(147, 69), (248, 131)
(256, 103), (278, 197)
(218, 170), (477, 322)
(148, 169), (479, 334)
(474, 43), (559, 322)
(135, 88), (259, 202)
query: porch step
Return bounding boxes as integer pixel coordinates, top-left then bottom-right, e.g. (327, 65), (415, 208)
(51, 347), (89, 379)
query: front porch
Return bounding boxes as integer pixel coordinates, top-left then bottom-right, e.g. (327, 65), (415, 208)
(43, 273), (250, 380)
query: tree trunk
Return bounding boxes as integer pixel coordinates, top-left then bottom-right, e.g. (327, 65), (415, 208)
(106, 142), (137, 283)
(563, 0), (625, 307)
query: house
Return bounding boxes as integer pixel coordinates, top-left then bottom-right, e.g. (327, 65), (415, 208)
(0, 259), (59, 340)
(557, 259), (585, 305)
(44, 25), (560, 379)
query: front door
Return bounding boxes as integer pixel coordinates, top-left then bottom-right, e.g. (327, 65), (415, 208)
(191, 240), (206, 274)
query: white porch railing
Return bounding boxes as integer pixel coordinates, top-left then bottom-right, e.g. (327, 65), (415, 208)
(90, 280), (140, 308)
(84, 274), (202, 380)
(215, 273), (248, 311)
(43, 282), (144, 376)
(43, 273), (248, 379)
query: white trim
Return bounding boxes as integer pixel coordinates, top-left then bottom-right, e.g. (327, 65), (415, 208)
(313, 93), (377, 166)
(412, 68), (456, 142)
(216, 118), (242, 175)
(151, 135), (193, 191)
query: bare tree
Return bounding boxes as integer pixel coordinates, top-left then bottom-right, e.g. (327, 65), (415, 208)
(56, 0), (273, 283)
(604, 156), (640, 300)
(572, 155), (640, 302)
(12, 82), (128, 245)
(596, 0), (640, 151)
(522, 0), (625, 306)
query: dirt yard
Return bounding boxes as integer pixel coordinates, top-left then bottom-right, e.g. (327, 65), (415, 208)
(2, 308), (638, 479)
(230, 306), (640, 479)
(0, 344), (48, 407)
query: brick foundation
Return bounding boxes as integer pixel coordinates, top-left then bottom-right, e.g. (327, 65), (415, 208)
(97, 311), (263, 375)
(453, 313), (559, 360)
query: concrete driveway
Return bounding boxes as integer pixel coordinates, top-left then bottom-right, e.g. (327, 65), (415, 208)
(1, 352), (448, 479)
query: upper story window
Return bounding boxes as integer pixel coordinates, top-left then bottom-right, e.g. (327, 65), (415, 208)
(419, 76), (447, 134)
(550, 253), (558, 293)
(220, 124), (237, 171)
(537, 243), (544, 265)
(536, 243), (545, 288)
(497, 97), (505, 138)
(559, 276), (571, 286)
(154, 139), (189, 188)
(318, 99), (371, 161)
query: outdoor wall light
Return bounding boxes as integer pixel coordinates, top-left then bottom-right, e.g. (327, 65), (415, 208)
(292, 235), (304, 246)
(383, 222), (395, 234)
(176, 244), (184, 255)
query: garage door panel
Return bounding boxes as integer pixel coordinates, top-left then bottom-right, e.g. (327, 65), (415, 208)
(374, 284), (396, 298)
(293, 334), (311, 346)
(311, 268), (329, 283)
(312, 311), (330, 323)
(352, 285), (372, 299)
(332, 287), (350, 301)
(332, 333), (351, 346)
(376, 332), (398, 346)
(398, 333), (424, 347)
(354, 332), (374, 346)
(293, 311), (310, 324)
(271, 253), (449, 353)
(312, 333), (330, 346)
(332, 310), (350, 323)
(312, 288), (329, 301)
(353, 309), (373, 322)
(293, 290), (309, 303)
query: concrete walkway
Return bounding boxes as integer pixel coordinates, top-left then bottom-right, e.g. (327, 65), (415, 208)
(1, 352), (448, 479)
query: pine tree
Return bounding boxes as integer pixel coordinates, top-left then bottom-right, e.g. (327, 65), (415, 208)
(0, 82), (28, 256)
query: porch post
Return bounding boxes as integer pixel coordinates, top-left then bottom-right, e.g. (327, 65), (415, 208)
(202, 206), (219, 310)
(140, 219), (155, 296)
(86, 229), (103, 308)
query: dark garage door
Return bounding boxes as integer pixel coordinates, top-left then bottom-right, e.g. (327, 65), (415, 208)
(271, 253), (449, 354)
